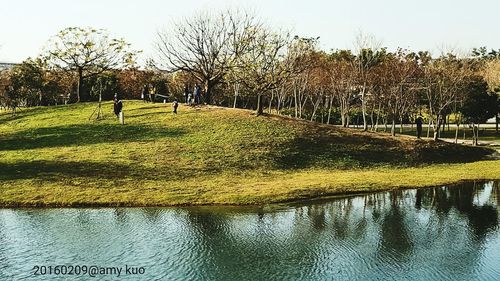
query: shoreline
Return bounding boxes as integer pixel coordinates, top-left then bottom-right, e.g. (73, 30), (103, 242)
(1, 177), (497, 209)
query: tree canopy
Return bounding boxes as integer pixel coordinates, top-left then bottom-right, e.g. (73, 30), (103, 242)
(44, 27), (139, 102)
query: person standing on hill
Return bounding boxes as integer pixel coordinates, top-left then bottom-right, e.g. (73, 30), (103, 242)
(149, 84), (156, 103)
(184, 84), (190, 104)
(141, 85), (148, 103)
(113, 93), (124, 124)
(193, 84), (201, 105)
(416, 115), (423, 139)
(172, 99), (179, 114)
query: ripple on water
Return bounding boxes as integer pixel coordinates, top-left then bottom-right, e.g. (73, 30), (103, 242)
(1, 181), (500, 280)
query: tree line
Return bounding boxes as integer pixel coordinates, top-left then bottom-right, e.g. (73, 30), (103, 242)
(1, 10), (499, 143)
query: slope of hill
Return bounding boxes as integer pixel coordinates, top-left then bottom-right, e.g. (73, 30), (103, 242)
(0, 101), (498, 207)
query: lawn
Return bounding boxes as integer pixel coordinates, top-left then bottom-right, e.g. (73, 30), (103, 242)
(0, 101), (499, 207)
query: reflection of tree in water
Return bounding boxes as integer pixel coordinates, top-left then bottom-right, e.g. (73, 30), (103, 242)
(418, 182), (499, 239)
(186, 210), (229, 237)
(140, 208), (163, 224)
(0, 215), (8, 278)
(490, 181), (500, 216)
(183, 204), (366, 280)
(308, 205), (326, 230)
(340, 197), (371, 242)
(378, 191), (414, 262)
(178, 182), (499, 280)
(113, 208), (129, 224)
(183, 210), (234, 280)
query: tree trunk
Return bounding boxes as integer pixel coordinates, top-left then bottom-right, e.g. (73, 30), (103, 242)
(97, 92), (103, 119)
(277, 97), (281, 114)
(433, 117), (441, 141)
(442, 115), (446, 133)
(232, 84), (238, 108)
(370, 110), (374, 131)
(294, 85), (298, 118)
(391, 119), (396, 136)
(77, 68), (83, 103)
(268, 90), (274, 113)
(361, 86), (368, 131)
(463, 121), (466, 140)
(476, 124), (480, 145)
(300, 94), (307, 119)
(472, 123), (477, 146)
(374, 102), (381, 132)
(496, 114), (499, 134)
(327, 96), (333, 125)
(256, 94), (263, 116)
(204, 80), (214, 104)
(310, 96), (320, 121)
(438, 119), (441, 139)
(427, 118), (431, 138)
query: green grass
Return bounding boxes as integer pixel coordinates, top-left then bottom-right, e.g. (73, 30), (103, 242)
(1, 101), (499, 207)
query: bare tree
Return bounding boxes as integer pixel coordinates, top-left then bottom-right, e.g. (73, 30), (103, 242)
(156, 9), (259, 104)
(328, 50), (357, 127)
(381, 49), (419, 136)
(353, 31), (383, 131)
(286, 37), (319, 118)
(420, 52), (471, 141)
(236, 28), (291, 115)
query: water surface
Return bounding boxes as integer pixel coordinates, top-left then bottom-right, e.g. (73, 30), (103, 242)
(1, 181), (499, 280)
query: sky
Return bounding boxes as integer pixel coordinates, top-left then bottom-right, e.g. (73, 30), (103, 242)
(0, 0), (499, 64)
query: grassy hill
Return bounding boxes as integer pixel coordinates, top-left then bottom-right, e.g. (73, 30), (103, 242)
(1, 101), (499, 207)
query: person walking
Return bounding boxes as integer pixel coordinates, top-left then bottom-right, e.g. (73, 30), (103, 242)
(172, 99), (179, 114)
(416, 115), (423, 139)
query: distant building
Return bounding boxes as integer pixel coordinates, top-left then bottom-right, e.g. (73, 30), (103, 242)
(0, 62), (18, 71)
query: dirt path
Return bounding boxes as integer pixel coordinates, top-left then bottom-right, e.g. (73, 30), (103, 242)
(439, 138), (500, 147)
(437, 138), (500, 159)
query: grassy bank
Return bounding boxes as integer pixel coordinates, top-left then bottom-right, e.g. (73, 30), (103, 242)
(1, 101), (499, 207)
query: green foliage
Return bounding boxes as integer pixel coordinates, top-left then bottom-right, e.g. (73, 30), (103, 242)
(461, 76), (497, 123)
(44, 26), (140, 102)
(5, 58), (71, 108)
(8, 58), (46, 107)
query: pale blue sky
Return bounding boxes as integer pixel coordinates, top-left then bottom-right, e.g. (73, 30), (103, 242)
(0, 0), (498, 63)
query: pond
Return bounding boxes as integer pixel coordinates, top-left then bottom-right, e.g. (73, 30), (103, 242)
(1, 181), (499, 280)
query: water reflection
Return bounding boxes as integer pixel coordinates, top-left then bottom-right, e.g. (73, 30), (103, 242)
(0, 181), (499, 280)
